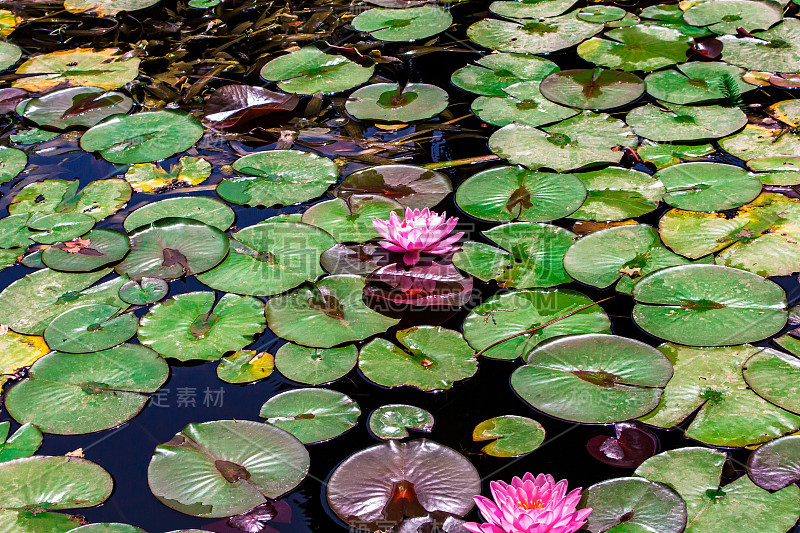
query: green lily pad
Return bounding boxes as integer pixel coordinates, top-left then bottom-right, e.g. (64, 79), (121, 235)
(0, 41), (20, 73)
(577, 25), (691, 72)
(16, 87), (132, 130)
(742, 346), (800, 415)
(218, 149), (338, 207)
(488, 0), (577, 19)
(5, 344), (168, 435)
(123, 196), (233, 232)
(196, 221), (335, 296)
(260, 45), (375, 95)
(346, 83), (448, 122)
(489, 112), (637, 172)
(462, 288), (611, 360)
(368, 404), (434, 440)
(0, 269), (127, 335)
(10, 127), (60, 145)
(539, 68), (645, 110)
(511, 333), (673, 424)
(115, 218), (229, 280)
(66, 525), (147, 533)
(471, 81), (579, 128)
(632, 264), (787, 346)
(265, 275), (399, 348)
(472, 415), (545, 457)
(639, 344), (800, 447)
(64, 0), (159, 16)
(644, 62), (755, 105)
(635, 447), (800, 533)
(453, 222), (577, 288)
(41, 229), (130, 272)
(124, 156), (212, 193)
(683, 0), (782, 35)
(637, 141), (715, 169)
(259, 388), (360, 444)
(80, 110), (203, 164)
(570, 167), (665, 221)
(451, 53), (560, 96)
(579, 477), (687, 533)
(358, 326), (477, 391)
(0, 423), (42, 463)
(27, 213), (96, 245)
(138, 292), (265, 361)
(656, 162), (762, 211)
(274, 343), (358, 385)
(10, 178), (132, 222)
(301, 195), (403, 243)
(658, 193), (800, 277)
(719, 19), (800, 72)
(563, 224), (709, 294)
(216, 350), (274, 384)
(147, 420), (309, 518)
(0, 215), (36, 248)
(719, 125), (800, 162)
(466, 12), (603, 55)
(336, 164), (451, 210)
(13, 48), (139, 92)
(456, 166), (586, 222)
(627, 103), (747, 142)
(577, 5), (627, 22)
(118, 276), (168, 305)
(640, 4), (685, 21)
(43, 303), (137, 353)
(351, 5), (452, 42)
(0, 147), (26, 184)
(747, 435), (800, 491)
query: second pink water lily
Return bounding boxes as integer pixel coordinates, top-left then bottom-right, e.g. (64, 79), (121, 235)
(373, 207), (464, 266)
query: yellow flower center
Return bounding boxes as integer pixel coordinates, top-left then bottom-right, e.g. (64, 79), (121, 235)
(518, 498), (544, 511)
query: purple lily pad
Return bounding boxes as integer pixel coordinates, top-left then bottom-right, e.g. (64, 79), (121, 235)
(204, 85), (299, 129)
(747, 435), (800, 491)
(586, 422), (658, 468)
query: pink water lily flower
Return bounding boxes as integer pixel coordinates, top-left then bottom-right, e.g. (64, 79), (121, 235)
(464, 473), (591, 533)
(373, 207), (464, 266)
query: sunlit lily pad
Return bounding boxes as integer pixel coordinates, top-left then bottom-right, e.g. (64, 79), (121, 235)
(511, 334), (672, 424)
(539, 68), (645, 110)
(0, 41), (19, 74)
(644, 62), (755, 105)
(66, 525), (147, 533)
(10, 178), (131, 222)
(656, 162), (761, 211)
(0, 269), (127, 335)
(13, 48), (138, 91)
(683, 0), (782, 35)
(0, 333), (50, 387)
(352, 5), (452, 42)
(41, 229), (130, 272)
(473, 415), (545, 457)
(467, 13), (603, 55)
(138, 292), (265, 361)
(637, 141), (715, 169)
(659, 193), (800, 277)
(336, 165), (450, 210)
(719, 19), (800, 72)
(218, 149), (338, 207)
(196, 221), (335, 295)
(265, 275), (399, 348)
(346, 83), (448, 122)
(577, 25), (691, 71)
(124, 156), (212, 193)
(451, 53), (560, 96)
(260, 388), (360, 444)
(124, 196), (233, 233)
(635, 447), (800, 533)
(563, 224), (709, 294)
(471, 81), (579, 128)
(747, 435), (800, 491)
(10, 127), (59, 145)
(570, 167), (665, 221)
(118, 276), (168, 305)
(65, 0), (159, 15)
(369, 404), (434, 440)
(489, 112), (637, 172)
(627, 103), (747, 142)
(5, 344), (168, 434)
(16, 87), (132, 130)
(632, 264), (787, 346)
(359, 326), (477, 391)
(260, 45), (375, 95)
(0, 147), (26, 184)
(462, 289), (610, 360)
(327, 439), (480, 532)
(742, 346), (800, 415)
(577, 5), (627, 22)
(456, 166), (585, 222)
(274, 343), (357, 385)
(0, 423), (41, 463)
(80, 110), (203, 164)
(453, 222), (576, 288)
(147, 420), (310, 518)
(115, 218), (229, 280)
(719, 125), (800, 162)
(216, 350), (274, 384)
(43, 303), (137, 353)
(301, 195), (403, 242)
(27, 213), (96, 245)
(489, 0), (577, 19)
